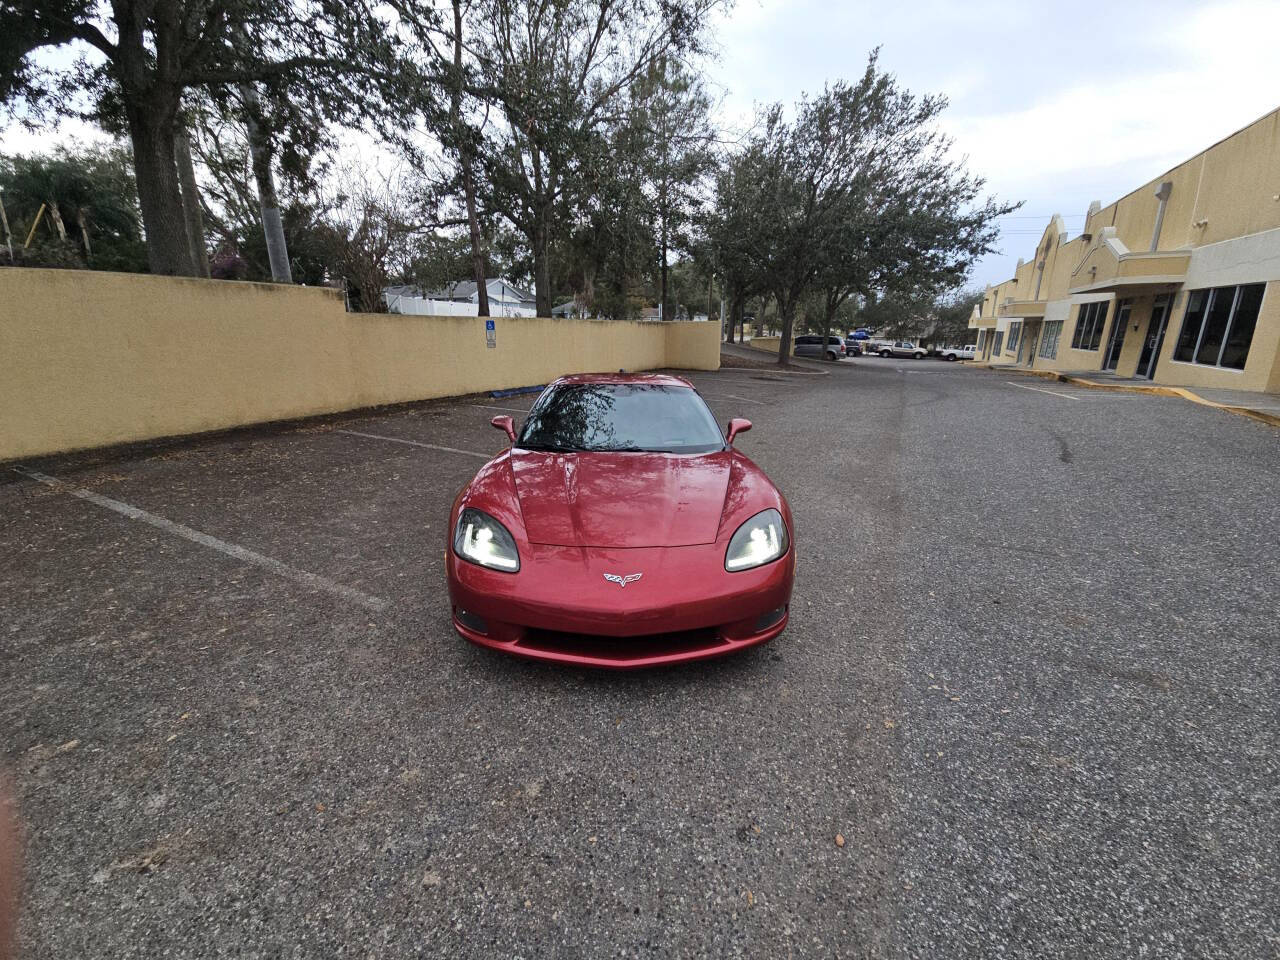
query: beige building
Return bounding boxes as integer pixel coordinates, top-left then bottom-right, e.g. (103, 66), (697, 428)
(971, 107), (1280, 394)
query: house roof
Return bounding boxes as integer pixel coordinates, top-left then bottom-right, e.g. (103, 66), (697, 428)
(422, 278), (536, 303)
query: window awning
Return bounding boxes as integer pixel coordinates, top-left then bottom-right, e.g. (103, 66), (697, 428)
(999, 300), (1046, 318)
(1068, 233), (1189, 295)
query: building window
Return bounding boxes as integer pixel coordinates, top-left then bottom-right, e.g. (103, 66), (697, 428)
(992, 331), (1004, 355)
(1172, 283), (1265, 370)
(1070, 301), (1109, 351)
(976, 329), (986, 352)
(1006, 321), (1022, 353)
(1039, 320), (1063, 359)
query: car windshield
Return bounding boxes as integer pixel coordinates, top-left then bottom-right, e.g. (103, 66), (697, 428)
(517, 383), (725, 454)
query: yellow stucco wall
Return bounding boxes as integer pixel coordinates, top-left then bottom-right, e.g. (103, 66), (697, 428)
(1086, 111), (1280, 254)
(1054, 299), (1116, 371)
(746, 336), (790, 356)
(0, 268), (721, 461)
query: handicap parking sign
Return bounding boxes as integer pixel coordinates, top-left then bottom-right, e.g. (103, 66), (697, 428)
(485, 318), (496, 348)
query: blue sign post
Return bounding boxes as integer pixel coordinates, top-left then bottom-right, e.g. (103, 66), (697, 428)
(485, 318), (496, 349)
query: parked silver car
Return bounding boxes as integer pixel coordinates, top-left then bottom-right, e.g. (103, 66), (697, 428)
(793, 335), (847, 361)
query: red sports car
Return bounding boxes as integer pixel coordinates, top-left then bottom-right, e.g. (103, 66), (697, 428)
(445, 373), (795, 668)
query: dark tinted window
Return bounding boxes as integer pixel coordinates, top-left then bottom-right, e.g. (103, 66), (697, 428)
(1195, 287), (1237, 365)
(1174, 283), (1264, 368)
(1222, 283), (1264, 369)
(518, 383), (725, 454)
(1071, 301), (1108, 351)
(1173, 290), (1208, 362)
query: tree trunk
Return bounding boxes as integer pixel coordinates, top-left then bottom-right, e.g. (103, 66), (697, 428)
(724, 292), (738, 342)
(47, 202), (67, 241)
(0, 192), (13, 263)
(452, 0), (489, 317)
(777, 299), (796, 365)
(240, 83), (292, 283)
(463, 168), (489, 316)
(127, 105), (196, 276)
(532, 218), (552, 317)
(76, 208), (92, 260)
(174, 127), (210, 277)
(660, 216), (669, 320)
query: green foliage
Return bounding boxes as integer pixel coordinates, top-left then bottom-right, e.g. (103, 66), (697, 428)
(0, 145), (148, 272)
(463, 0), (717, 315)
(0, 0), (442, 274)
(706, 50), (1018, 361)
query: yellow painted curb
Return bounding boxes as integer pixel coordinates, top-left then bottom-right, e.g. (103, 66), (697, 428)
(1063, 378), (1280, 428)
(1060, 377), (1182, 398)
(971, 363), (1279, 428)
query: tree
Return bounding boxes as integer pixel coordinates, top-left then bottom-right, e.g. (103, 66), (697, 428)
(632, 56), (715, 319)
(704, 132), (785, 343)
(1, 0), (434, 276)
(710, 52), (1017, 364)
(319, 166), (427, 312)
(932, 287), (984, 345)
(466, 0), (717, 316)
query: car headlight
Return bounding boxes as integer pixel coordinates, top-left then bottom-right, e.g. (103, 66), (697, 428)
(453, 508), (520, 572)
(725, 508), (788, 572)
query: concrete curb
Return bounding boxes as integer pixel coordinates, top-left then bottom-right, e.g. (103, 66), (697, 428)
(722, 345), (832, 376)
(971, 364), (1280, 428)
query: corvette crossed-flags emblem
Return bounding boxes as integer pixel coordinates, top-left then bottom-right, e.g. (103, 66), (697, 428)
(602, 573), (643, 588)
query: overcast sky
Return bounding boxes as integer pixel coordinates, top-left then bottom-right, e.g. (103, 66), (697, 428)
(6, 0), (1279, 290)
(705, 0), (1280, 287)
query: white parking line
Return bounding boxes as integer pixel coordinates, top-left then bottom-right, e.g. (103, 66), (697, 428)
(1006, 381), (1086, 401)
(13, 468), (389, 612)
(698, 392), (766, 405)
(336, 429), (494, 459)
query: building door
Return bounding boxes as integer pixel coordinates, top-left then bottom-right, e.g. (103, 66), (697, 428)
(1136, 295), (1171, 380)
(1020, 320), (1042, 366)
(1102, 300), (1132, 371)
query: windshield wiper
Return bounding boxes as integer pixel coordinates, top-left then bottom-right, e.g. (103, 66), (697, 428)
(596, 445), (673, 453)
(516, 442), (581, 453)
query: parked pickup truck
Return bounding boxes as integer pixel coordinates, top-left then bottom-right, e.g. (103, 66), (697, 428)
(876, 340), (928, 359)
(937, 344), (976, 362)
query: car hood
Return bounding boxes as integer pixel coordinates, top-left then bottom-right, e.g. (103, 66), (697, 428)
(509, 449), (731, 547)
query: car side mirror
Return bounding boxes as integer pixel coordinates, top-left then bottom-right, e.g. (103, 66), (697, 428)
(726, 418), (752, 446)
(490, 415), (516, 444)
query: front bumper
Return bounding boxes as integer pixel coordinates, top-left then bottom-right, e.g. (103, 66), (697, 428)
(446, 540), (794, 668)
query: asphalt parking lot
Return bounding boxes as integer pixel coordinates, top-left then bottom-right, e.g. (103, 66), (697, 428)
(2, 358), (1277, 958)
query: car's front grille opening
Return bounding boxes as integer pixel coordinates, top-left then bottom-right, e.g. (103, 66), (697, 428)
(518, 627), (728, 662)
(754, 605), (787, 631)
(455, 608), (488, 634)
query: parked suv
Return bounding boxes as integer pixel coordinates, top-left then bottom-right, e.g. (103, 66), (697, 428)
(878, 340), (928, 359)
(843, 336), (863, 357)
(794, 335), (846, 361)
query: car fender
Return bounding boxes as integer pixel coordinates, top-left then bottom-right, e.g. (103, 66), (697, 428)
(717, 451), (793, 546)
(448, 450), (527, 546)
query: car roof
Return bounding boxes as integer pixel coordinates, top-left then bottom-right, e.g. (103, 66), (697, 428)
(550, 372), (694, 388)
